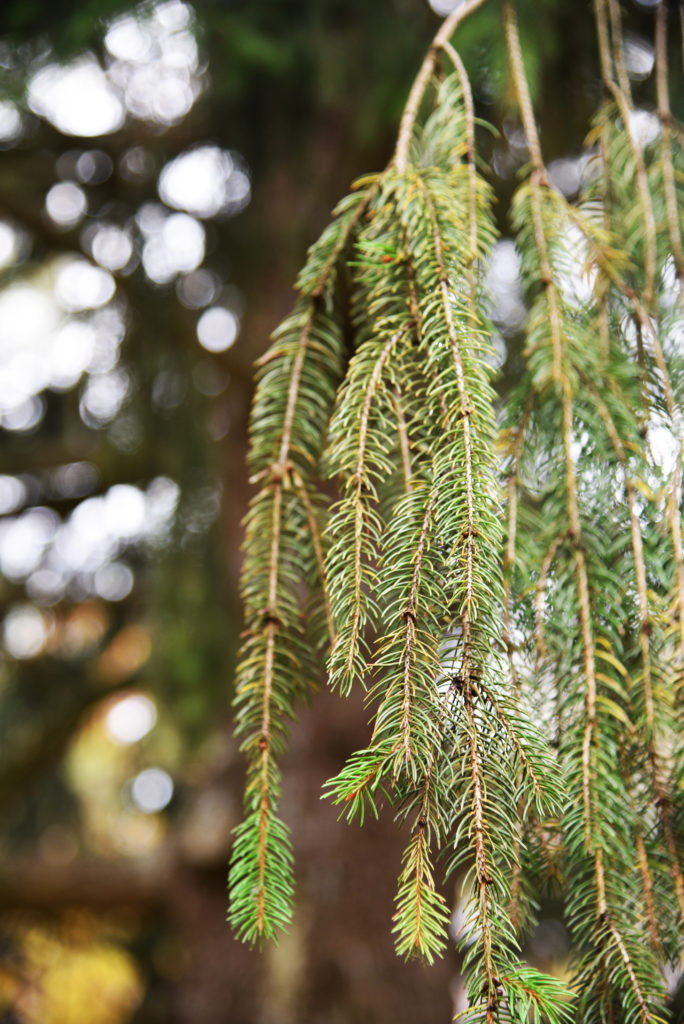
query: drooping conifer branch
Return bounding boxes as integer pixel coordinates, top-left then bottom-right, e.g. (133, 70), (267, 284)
(323, 64), (567, 1000)
(228, 188), (372, 942)
(326, 324), (409, 695)
(229, 5), (681, 1016)
(589, 0), (684, 704)
(500, 407), (564, 940)
(505, 0), (598, 849)
(395, 113), (564, 1010)
(582, 374), (684, 926)
(381, 489), (438, 775)
(504, 0), (668, 1015)
(652, 4), (684, 696)
(421, 182), (477, 673)
(392, 754), (451, 964)
(437, 41), (478, 282)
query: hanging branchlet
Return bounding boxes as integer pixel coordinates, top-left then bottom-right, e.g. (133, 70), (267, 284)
(587, 0), (684, 937)
(228, 186), (373, 943)
(589, 0), (684, 688)
(325, 60), (566, 1012)
(503, 0), (680, 1015)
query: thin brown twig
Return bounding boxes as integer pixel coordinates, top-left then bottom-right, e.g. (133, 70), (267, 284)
(635, 826), (663, 955)
(394, 0), (489, 173)
(399, 492), (437, 765)
(502, 407), (531, 671)
(606, 0), (634, 102)
(292, 471), (336, 646)
(655, 2), (684, 300)
(438, 39), (479, 281)
(593, 0), (614, 86)
(392, 388), (414, 493)
(464, 685), (498, 1021)
(534, 534), (566, 666)
(593, 0), (657, 306)
(604, 79), (657, 306)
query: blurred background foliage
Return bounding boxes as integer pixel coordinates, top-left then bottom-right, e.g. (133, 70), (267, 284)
(0, 0), (680, 1021)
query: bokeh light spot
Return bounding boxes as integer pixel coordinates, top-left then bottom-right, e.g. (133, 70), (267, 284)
(45, 182), (87, 229)
(428, 0), (465, 14)
(628, 109), (662, 147)
(3, 604), (48, 659)
(80, 369), (130, 426)
(624, 36), (654, 80)
(105, 693), (157, 745)
(89, 224), (134, 272)
(49, 322), (97, 391)
(176, 268), (218, 309)
(55, 258), (116, 312)
(75, 150), (113, 184)
(0, 100), (22, 144)
(0, 507), (59, 581)
(130, 768), (174, 813)
(28, 57), (125, 137)
(159, 146), (250, 219)
(197, 306), (238, 353)
(0, 222), (19, 268)
(2, 396), (45, 433)
(142, 212), (205, 283)
(119, 145), (155, 182)
(104, 484), (146, 538)
(105, 15), (153, 62)
(0, 475), (27, 514)
(94, 561), (134, 601)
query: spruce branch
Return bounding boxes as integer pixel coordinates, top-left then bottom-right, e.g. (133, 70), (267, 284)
(586, 0), (684, 704)
(582, 373), (684, 928)
(228, 6), (682, 1017)
(504, 0), (600, 851)
(370, 485), (441, 781)
(326, 323), (409, 695)
(228, 186), (372, 943)
(505, 0), (671, 1014)
(392, 761), (451, 964)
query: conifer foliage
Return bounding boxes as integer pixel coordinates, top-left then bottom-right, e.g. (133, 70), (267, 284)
(229, 0), (684, 1018)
